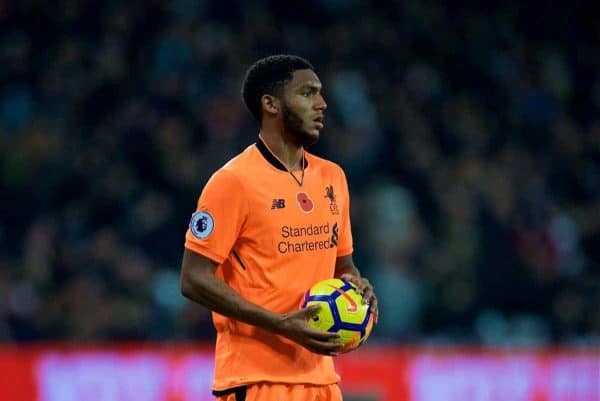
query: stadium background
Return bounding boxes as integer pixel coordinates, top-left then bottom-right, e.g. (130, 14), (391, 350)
(0, 1), (598, 400)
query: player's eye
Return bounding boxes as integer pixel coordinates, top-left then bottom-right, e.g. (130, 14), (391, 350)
(301, 87), (319, 97)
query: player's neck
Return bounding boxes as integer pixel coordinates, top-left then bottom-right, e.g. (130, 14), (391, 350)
(258, 130), (304, 171)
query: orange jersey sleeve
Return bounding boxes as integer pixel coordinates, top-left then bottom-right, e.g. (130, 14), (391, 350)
(336, 166), (353, 257)
(185, 168), (248, 264)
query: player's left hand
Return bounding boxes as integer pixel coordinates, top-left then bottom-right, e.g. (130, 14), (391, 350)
(340, 274), (378, 324)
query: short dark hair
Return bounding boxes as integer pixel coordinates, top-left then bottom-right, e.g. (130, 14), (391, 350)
(241, 54), (314, 123)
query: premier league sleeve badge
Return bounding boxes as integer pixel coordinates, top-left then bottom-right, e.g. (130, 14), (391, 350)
(189, 211), (215, 239)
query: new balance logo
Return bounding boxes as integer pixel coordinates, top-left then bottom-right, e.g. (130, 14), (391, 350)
(271, 199), (286, 209)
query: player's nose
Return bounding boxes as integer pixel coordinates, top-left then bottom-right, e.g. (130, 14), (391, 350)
(315, 94), (327, 111)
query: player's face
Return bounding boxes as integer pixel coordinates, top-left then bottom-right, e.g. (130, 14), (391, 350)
(281, 69), (327, 147)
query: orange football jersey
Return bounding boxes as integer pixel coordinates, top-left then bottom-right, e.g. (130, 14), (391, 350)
(184, 137), (353, 391)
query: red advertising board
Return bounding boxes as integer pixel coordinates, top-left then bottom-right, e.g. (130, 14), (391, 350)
(0, 344), (598, 401)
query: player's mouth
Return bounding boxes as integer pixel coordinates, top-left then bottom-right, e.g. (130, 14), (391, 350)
(313, 115), (324, 130)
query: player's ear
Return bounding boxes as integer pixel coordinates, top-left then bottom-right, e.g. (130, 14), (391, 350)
(261, 94), (279, 116)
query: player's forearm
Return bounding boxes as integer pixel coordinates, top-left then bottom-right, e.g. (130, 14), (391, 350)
(184, 274), (281, 331)
(334, 254), (361, 278)
(180, 251), (282, 333)
(335, 264), (361, 278)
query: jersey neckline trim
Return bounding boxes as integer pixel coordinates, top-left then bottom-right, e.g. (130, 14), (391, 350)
(255, 137), (309, 172)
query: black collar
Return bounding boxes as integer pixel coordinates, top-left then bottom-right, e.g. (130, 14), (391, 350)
(255, 137), (309, 171)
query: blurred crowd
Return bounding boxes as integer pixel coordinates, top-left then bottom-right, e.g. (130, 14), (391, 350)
(0, 1), (598, 345)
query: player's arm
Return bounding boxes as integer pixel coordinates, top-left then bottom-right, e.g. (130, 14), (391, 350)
(334, 254), (362, 278)
(180, 249), (343, 355)
(181, 249), (278, 327)
(335, 254), (379, 324)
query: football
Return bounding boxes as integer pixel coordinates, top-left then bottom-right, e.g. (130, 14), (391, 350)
(301, 278), (374, 353)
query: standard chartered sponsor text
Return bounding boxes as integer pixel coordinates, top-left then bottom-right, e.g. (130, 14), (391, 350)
(278, 223), (334, 254)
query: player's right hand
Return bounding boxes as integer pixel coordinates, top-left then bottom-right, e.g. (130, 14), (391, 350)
(275, 305), (344, 356)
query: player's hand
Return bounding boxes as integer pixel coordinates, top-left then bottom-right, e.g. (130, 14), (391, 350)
(340, 274), (379, 324)
(275, 305), (344, 356)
